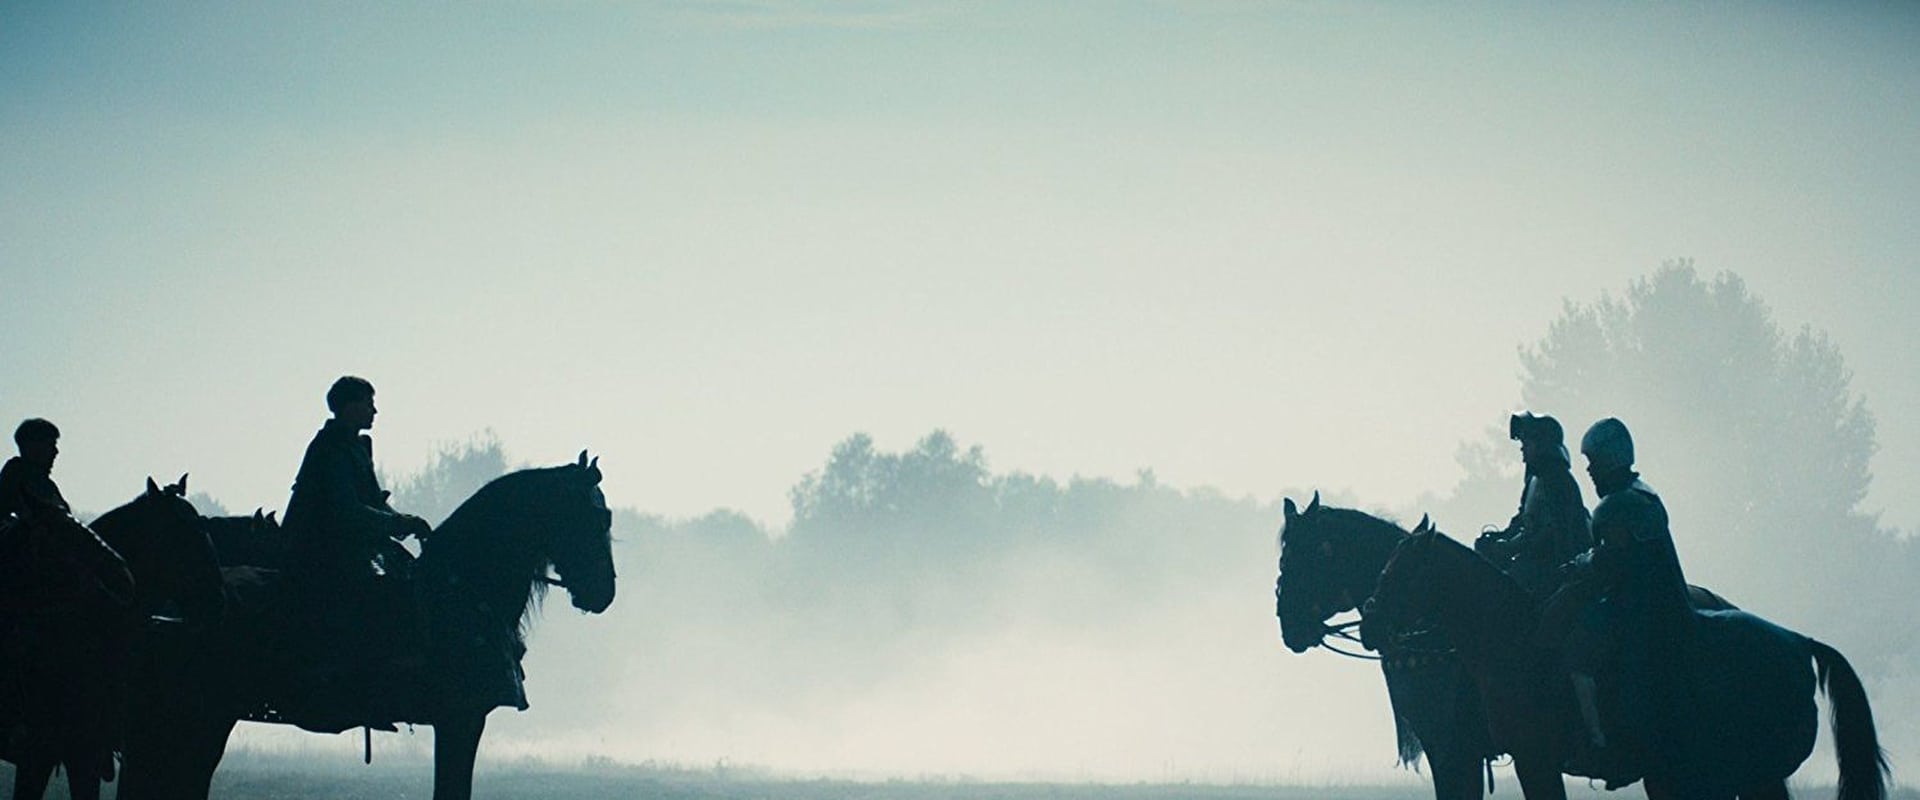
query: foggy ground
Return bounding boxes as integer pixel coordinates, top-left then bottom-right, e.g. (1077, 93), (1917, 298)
(3, 754), (1905, 800)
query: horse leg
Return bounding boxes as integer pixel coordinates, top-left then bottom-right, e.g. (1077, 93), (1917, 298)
(1511, 753), (1569, 800)
(12, 755), (56, 800)
(1645, 777), (1732, 800)
(1427, 751), (1485, 800)
(62, 754), (101, 800)
(176, 714), (238, 800)
(1739, 781), (1792, 800)
(120, 707), (232, 800)
(432, 708), (490, 800)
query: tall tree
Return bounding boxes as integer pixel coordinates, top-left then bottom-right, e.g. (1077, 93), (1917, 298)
(1440, 262), (1908, 662)
(387, 431), (511, 526)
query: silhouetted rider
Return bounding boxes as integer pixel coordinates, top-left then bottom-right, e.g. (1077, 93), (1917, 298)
(0, 419), (70, 521)
(1474, 412), (1590, 598)
(282, 377), (430, 684)
(1549, 417), (1694, 789)
(1, 418), (80, 628)
(0, 418), (129, 787)
(284, 377), (430, 583)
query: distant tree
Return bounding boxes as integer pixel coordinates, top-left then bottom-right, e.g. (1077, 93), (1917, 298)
(186, 491), (230, 519)
(788, 430), (994, 563)
(387, 431), (512, 526)
(1438, 262), (1911, 663)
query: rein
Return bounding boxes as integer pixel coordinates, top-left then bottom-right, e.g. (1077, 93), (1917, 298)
(1317, 616), (1454, 661)
(1319, 617), (1382, 661)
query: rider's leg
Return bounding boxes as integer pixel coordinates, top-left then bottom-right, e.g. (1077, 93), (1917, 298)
(1572, 672), (1607, 749)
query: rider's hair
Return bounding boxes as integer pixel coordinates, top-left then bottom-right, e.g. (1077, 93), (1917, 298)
(326, 376), (376, 413)
(13, 418), (58, 448)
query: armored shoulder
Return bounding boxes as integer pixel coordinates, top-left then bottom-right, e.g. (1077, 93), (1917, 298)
(1532, 469), (1583, 502)
(1592, 482), (1667, 542)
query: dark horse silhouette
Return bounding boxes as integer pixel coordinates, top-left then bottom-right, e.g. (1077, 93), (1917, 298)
(2, 478), (214, 800)
(1274, 493), (1495, 800)
(116, 453), (617, 800)
(1360, 520), (1888, 800)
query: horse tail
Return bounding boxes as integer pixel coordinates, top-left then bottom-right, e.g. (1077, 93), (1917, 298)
(1810, 639), (1888, 800)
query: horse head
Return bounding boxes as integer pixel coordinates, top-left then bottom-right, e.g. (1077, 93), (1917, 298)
(92, 476), (225, 623)
(1276, 491), (1336, 653)
(1358, 515), (1444, 651)
(1275, 492), (1417, 654)
(547, 449), (616, 614)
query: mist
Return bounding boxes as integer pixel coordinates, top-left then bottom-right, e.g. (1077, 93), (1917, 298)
(4, 1), (1919, 792)
(209, 263), (1920, 785)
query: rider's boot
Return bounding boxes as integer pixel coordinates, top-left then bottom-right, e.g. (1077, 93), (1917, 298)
(1562, 673), (1642, 790)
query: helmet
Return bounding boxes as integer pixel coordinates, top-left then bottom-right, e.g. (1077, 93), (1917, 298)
(1580, 418), (1635, 472)
(1508, 412), (1565, 445)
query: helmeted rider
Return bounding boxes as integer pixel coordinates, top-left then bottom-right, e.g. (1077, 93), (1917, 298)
(1549, 417), (1694, 788)
(282, 377), (430, 685)
(1475, 412), (1591, 598)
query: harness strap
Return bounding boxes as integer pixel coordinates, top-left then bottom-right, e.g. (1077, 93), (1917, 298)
(1321, 635), (1383, 661)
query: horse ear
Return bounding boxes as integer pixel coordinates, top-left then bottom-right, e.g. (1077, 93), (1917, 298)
(266, 510), (278, 525)
(146, 477), (161, 496)
(1283, 498), (1298, 519)
(1416, 514), (1432, 534)
(589, 455), (599, 471)
(1306, 491), (1321, 514)
(253, 508), (265, 522)
(171, 473), (189, 496)
(577, 449), (589, 468)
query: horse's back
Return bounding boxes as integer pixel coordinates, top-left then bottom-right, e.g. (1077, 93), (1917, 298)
(1674, 609), (1820, 791)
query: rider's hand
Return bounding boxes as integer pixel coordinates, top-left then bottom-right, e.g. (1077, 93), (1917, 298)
(398, 514), (432, 541)
(1559, 551), (1593, 577)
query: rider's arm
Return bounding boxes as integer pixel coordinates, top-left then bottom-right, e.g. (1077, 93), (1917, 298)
(1530, 473), (1592, 561)
(307, 442), (411, 542)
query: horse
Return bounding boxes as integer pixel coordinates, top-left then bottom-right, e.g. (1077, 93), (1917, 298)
(118, 451), (617, 800)
(92, 476), (226, 626)
(1359, 519), (1889, 800)
(2, 478), (215, 800)
(1274, 492), (1495, 800)
(201, 507), (285, 570)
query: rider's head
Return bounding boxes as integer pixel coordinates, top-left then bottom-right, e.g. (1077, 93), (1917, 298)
(1579, 417), (1635, 482)
(326, 376), (377, 431)
(13, 418), (59, 472)
(1508, 412), (1569, 467)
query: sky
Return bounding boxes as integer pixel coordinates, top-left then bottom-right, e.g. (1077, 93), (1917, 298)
(5, 0), (1920, 784)
(4, 3), (1918, 533)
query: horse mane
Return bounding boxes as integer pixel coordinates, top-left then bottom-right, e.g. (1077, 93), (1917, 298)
(89, 492), (168, 564)
(429, 465), (577, 641)
(87, 494), (147, 537)
(1410, 530), (1539, 641)
(1281, 505), (1406, 548)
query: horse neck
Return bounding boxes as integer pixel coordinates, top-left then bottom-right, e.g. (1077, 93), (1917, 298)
(1422, 544), (1538, 670)
(432, 502), (549, 629)
(1330, 517), (1406, 606)
(1344, 521), (1405, 590)
(91, 500), (222, 619)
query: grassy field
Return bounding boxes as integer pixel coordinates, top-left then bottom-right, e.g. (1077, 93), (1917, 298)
(2, 757), (1905, 800)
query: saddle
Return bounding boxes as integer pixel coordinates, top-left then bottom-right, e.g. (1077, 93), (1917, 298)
(228, 551), (529, 733)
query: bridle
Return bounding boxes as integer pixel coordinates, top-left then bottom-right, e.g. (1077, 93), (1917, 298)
(1319, 616), (1381, 661)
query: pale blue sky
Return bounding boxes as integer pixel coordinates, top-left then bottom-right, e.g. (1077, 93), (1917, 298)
(4, 1), (1918, 534)
(6, 0), (1920, 781)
